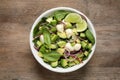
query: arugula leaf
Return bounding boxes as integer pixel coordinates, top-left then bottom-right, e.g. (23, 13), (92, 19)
(43, 28), (51, 45)
(43, 51), (61, 62)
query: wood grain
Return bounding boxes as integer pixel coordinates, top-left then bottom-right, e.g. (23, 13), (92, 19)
(0, 0), (120, 80)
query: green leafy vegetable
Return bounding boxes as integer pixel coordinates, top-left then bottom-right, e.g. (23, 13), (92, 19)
(32, 10), (95, 68)
(54, 10), (70, 21)
(39, 45), (46, 54)
(43, 28), (51, 45)
(33, 22), (41, 38)
(43, 51), (61, 62)
(33, 17), (47, 38)
(85, 30), (95, 44)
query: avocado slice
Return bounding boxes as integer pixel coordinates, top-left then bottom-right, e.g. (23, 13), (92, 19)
(65, 22), (72, 28)
(80, 33), (86, 38)
(51, 34), (58, 42)
(74, 60), (80, 64)
(86, 43), (92, 50)
(68, 62), (76, 67)
(57, 41), (66, 48)
(46, 17), (53, 23)
(51, 61), (58, 68)
(56, 48), (65, 55)
(57, 32), (67, 39)
(36, 41), (42, 47)
(84, 51), (89, 57)
(51, 20), (57, 26)
(81, 41), (87, 49)
(49, 44), (57, 49)
(76, 53), (84, 58)
(61, 59), (68, 67)
(51, 27), (57, 32)
(38, 52), (43, 58)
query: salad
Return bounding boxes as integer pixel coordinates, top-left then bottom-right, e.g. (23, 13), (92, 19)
(33, 10), (95, 68)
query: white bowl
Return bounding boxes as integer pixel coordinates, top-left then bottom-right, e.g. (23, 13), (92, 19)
(30, 7), (96, 73)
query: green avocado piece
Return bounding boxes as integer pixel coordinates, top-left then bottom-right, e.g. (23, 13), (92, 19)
(61, 59), (68, 67)
(76, 39), (81, 44)
(84, 51), (89, 57)
(65, 22), (72, 28)
(68, 62), (76, 67)
(80, 33), (86, 38)
(74, 60), (80, 64)
(38, 52), (43, 58)
(68, 56), (74, 61)
(72, 28), (78, 35)
(81, 41), (87, 49)
(57, 32), (67, 39)
(43, 58), (49, 63)
(51, 20), (57, 26)
(56, 48), (65, 55)
(85, 30), (95, 44)
(36, 41), (42, 47)
(51, 34), (58, 42)
(76, 53), (84, 58)
(51, 61), (58, 68)
(46, 17), (53, 23)
(49, 44), (57, 49)
(87, 43), (92, 50)
(51, 27), (57, 32)
(57, 41), (66, 48)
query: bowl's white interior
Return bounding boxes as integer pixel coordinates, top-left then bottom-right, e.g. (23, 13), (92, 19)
(30, 7), (96, 73)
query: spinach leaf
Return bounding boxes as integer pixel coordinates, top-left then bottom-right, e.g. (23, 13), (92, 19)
(32, 37), (39, 47)
(43, 28), (51, 45)
(39, 45), (46, 54)
(54, 10), (70, 21)
(33, 17), (47, 38)
(43, 51), (61, 62)
(33, 22), (41, 38)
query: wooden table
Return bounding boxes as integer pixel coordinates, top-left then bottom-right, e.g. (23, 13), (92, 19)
(0, 0), (120, 80)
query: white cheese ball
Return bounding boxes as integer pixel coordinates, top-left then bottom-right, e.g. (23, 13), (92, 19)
(65, 29), (73, 38)
(74, 44), (81, 51)
(56, 24), (64, 33)
(40, 35), (44, 43)
(65, 43), (74, 51)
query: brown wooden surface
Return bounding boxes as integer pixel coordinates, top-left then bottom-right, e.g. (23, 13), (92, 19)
(0, 0), (120, 80)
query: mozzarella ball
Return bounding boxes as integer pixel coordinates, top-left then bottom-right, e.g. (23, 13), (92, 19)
(65, 43), (74, 51)
(40, 35), (44, 43)
(65, 29), (73, 38)
(56, 24), (64, 32)
(74, 44), (81, 51)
